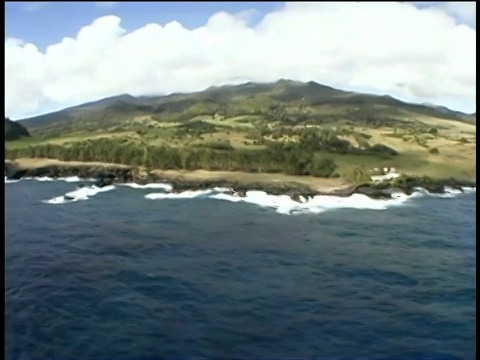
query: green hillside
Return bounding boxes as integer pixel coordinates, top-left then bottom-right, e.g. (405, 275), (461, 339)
(5, 117), (30, 141)
(6, 80), (476, 183)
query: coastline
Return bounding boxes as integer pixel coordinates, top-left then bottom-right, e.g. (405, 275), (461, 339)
(5, 158), (476, 201)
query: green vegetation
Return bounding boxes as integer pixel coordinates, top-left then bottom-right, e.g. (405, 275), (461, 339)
(5, 117), (30, 141)
(6, 80), (476, 182)
(6, 136), (342, 177)
(342, 166), (373, 184)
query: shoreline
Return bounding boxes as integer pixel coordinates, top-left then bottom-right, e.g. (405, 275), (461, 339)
(5, 158), (476, 201)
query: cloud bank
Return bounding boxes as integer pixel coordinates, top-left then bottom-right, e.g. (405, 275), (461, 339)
(5, 1), (476, 118)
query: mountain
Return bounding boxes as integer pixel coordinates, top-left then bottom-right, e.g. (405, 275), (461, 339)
(422, 102), (476, 123)
(14, 80), (473, 137)
(5, 117), (30, 141)
(6, 80), (476, 183)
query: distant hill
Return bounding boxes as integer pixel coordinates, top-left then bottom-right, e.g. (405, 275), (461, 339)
(14, 79), (474, 137)
(5, 117), (30, 141)
(422, 102), (476, 123)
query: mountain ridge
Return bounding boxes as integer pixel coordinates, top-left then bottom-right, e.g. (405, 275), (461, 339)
(13, 80), (474, 133)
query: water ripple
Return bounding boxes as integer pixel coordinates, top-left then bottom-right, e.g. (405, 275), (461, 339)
(5, 181), (476, 359)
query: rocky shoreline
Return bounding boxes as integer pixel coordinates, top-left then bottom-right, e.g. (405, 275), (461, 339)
(4, 161), (476, 202)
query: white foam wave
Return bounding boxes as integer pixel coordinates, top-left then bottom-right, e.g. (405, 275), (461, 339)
(210, 192), (243, 203)
(45, 194), (86, 204)
(144, 185), (475, 215)
(12, 176), (95, 183)
(145, 188), (411, 214)
(444, 186), (463, 196)
(122, 182), (173, 191)
(145, 189), (214, 200)
(43, 185), (116, 205)
(36, 176), (55, 182)
(213, 187), (231, 193)
(57, 176), (83, 183)
(4, 176), (20, 184)
(412, 186), (475, 199)
(212, 190), (412, 215)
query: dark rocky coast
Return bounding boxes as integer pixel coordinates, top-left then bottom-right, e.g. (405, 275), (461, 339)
(5, 160), (476, 202)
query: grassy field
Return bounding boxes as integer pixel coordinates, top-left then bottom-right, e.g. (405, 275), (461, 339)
(7, 118), (476, 181)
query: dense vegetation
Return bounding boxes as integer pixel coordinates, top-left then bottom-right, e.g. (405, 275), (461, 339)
(5, 117), (30, 141)
(7, 132), (377, 177)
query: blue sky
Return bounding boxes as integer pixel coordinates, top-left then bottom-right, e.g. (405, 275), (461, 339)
(6, 2), (284, 51)
(6, 1), (475, 51)
(5, 2), (476, 118)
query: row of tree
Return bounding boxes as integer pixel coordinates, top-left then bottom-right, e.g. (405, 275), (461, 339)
(6, 139), (339, 177)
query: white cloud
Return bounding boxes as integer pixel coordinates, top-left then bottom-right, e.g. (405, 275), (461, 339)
(414, 2), (476, 27)
(438, 2), (476, 27)
(5, 2), (476, 118)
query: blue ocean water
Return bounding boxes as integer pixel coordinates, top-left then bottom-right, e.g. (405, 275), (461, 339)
(5, 179), (476, 359)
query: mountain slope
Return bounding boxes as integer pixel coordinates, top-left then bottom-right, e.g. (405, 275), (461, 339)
(5, 117), (30, 141)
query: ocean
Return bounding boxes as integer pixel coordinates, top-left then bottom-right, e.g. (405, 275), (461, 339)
(5, 178), (477, 359)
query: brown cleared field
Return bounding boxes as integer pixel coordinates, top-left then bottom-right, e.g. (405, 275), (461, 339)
(10, 158), (348, 192)
(152, 169), (347, 192)
(12, 158), (131, 168)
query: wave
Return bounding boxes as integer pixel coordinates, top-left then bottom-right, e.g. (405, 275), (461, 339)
(5, 176), (95, 183)
(145, 189), (214, 200)
(210, 191), (412, 215)
(57, 176), (86, 183)
(43, 185), (116, 205)
(121, 184), (229, 194)
(4, 176), (20, 184)
(120, 182), (173, 191)
(412, 187), (476, 199)
(35, 176), (56, 182)
(145, 187), (476, 215)
(7, 175), (473, 212)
